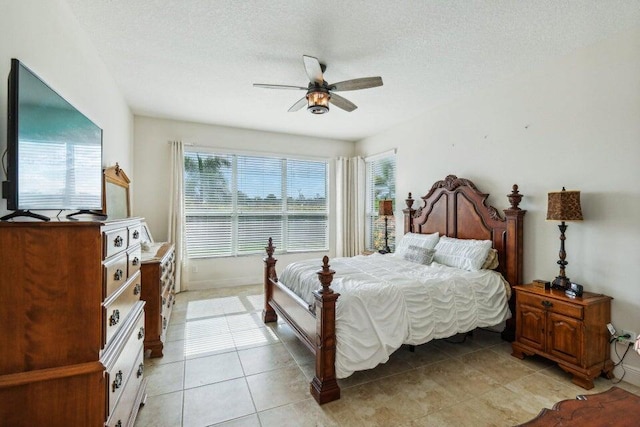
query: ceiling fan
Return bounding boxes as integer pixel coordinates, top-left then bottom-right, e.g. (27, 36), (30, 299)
(253, 55), (383, 114)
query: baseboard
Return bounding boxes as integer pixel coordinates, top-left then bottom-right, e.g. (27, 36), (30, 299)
(185, 276), (260, 291)
(613, 362), (640, 387)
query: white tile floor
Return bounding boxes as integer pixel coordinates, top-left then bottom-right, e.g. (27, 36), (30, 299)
(134, 285), (640, 427)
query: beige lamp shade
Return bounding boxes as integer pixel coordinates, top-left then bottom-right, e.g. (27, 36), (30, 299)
(546, 188), (583, 221)
(379, 200), (393, 216)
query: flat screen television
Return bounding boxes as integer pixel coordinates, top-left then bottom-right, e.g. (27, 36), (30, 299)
(1, 59), (103, 221)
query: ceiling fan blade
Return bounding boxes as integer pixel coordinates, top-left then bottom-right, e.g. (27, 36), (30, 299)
(329, 93), (357, 112)
(288, 96), (307, 112)
(303, 55), (324, 85)
(330, 76), (383, 92)
(253, 83), (307, 90)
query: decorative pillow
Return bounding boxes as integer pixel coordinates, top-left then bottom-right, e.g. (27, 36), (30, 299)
(402, 245), (436, 265)
(393, 232), (440, 258)
(482, 248), (499, 270)
(433, 236), (492, 271)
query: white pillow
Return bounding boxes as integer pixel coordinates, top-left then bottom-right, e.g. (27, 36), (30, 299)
(433, 236), (492, 271)
(402, 245), (436, 265)
(394, 232), (440, 258)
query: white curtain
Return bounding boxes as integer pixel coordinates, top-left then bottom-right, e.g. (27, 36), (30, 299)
(336, 156), (366, 257)
(168, 140), (187, 292)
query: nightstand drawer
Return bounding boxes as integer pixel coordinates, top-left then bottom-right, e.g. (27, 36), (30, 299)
(517, 292), (583, 319)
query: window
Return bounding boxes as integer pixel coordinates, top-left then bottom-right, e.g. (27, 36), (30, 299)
(184, 151), (328, 258)
(365, 153), (396, 252)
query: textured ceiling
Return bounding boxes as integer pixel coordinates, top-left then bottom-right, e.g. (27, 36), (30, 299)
(64, 0), (640, 141)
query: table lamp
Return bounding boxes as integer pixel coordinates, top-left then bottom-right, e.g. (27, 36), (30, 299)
(378, 200), (393, 254)
(546, 187), (583, 290)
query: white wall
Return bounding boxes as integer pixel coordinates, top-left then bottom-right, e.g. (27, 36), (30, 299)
(0, 0), (134, 218)
(356, 26), (640, 385)
(133, 116), (354, 288)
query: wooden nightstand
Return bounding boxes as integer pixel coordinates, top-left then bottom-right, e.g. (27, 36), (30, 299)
(511, 284), (614, 389)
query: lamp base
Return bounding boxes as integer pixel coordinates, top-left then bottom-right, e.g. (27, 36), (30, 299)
(552, 275), (571, 291)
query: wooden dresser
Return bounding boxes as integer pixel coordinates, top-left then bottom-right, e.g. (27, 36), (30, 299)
(140, 242), (176, 357)
(0, 218), (147, 426)
(511, 284), (614, 389)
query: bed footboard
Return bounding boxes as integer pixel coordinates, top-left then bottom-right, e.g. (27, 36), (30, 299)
(262, 239), (341, 404)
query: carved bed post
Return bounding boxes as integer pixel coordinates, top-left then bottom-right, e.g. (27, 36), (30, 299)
(403, 192), (416, 234)
(262, 238), (278, 323)
(310, 256), (340, 404)
(502, 185), (526, 341)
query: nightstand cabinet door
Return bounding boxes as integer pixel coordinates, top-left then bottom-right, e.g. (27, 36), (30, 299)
(547, 312), (582, 366)
(516, 302), (546, 352)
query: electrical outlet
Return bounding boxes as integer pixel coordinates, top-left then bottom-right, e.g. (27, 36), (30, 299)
(607, 323), (616, 336)
(617, 329), (636, 345)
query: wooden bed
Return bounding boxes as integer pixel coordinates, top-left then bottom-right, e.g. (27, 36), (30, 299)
(262, 175), (526, 404)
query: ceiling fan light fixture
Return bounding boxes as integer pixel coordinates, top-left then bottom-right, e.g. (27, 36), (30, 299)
(307, 90), (330, 114)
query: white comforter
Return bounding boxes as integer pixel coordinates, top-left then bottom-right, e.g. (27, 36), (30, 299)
(279, 253), (511, 378)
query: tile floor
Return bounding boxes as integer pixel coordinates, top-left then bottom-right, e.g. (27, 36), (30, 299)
(135, 285), (640, 427)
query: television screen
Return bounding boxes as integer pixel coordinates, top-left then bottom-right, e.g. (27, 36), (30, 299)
(4, 59), (103, 212)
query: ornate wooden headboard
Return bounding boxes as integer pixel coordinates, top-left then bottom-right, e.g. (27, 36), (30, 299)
(402, 175), (526, 340)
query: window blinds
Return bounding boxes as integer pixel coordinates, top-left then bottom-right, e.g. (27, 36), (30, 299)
(184, 151), (328, 258)
(365, 154), (396, 252)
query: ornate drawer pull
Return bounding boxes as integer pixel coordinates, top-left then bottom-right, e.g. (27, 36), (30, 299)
(167, 296), (172, 307)
(112, 370), (123, 391)
(114, 235), (123, 247)
(134, 283), (141, 296)
(163, 317), (167, 330)
(541, 300), (553, 308)
(131, 257), (139, 266)
(109, 309), (120, 326)
(115, 421), (122, 427)
(162, 297), (166, 306)
(138, 326), (145, 340)
(114, 269), (123, 281)
(137, 363), (144, 378)
(133, 230), (140, 239)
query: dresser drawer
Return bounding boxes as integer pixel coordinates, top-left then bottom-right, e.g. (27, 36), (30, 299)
(104, 272), (142, 347)
(518, 292), (584, 320)
(106, 347), (145, 427)
(128, 246), (142, 280)
(104, 227), (129, 259)
(104, 252), (129, 301)
(105, 312), (145, 418)
(161, 287), (174, 315)
(161, 259), (174, 281)
(128, 224), (142, 248)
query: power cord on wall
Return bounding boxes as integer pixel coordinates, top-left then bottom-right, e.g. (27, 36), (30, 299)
(608, 336), (634, 384)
